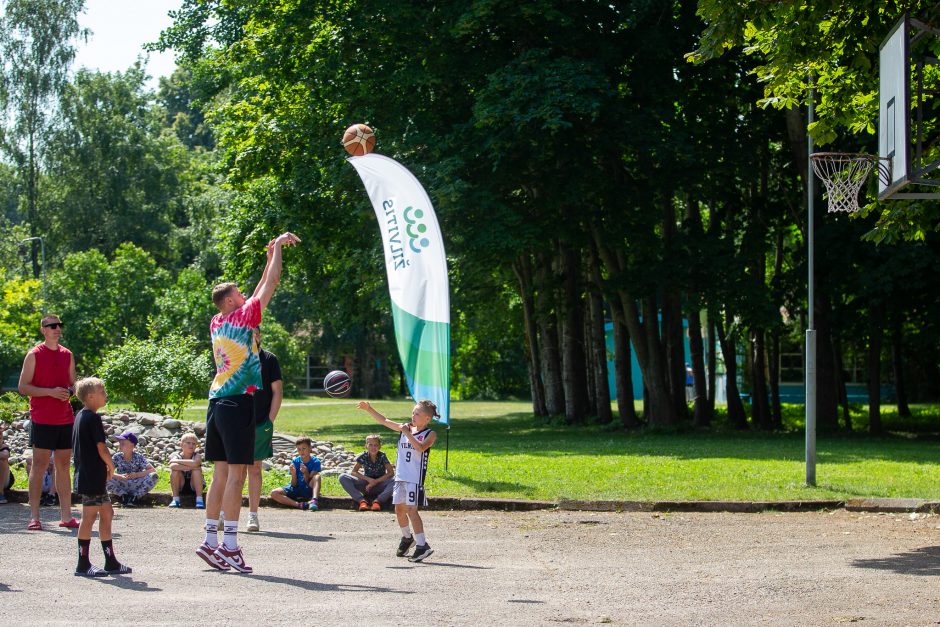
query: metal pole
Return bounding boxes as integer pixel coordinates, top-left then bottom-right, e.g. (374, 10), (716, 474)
(805, 76), (817, 487)
(445, 424), (450, 471)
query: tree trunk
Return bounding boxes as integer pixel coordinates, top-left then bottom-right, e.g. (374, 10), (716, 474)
(707, 311), (717, 418)
(769, 230), (784, 429)
(833, 335), (851, 432)
(750, 328), (772, 429)
(535, 256), (565, 416)
(559, 243), (589, 424)
(716, 314), (747, 429)
(663, 290), (688, 420)
(688, 309), (709, 427)
(612, 314), (639, 428)
(587, 247), (612, 424)
(815, 294), (840, 431)
(768, 329), (783, 429)
(592, 232), (678, 428)
(868, 303), (885, 434)
(513, 256), (547, 416)
(891, 316), (911, 418)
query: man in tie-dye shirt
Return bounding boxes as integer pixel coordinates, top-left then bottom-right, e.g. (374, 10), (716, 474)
(196, 231), (300, 574)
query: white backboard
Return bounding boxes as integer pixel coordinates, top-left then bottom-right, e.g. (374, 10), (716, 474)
(879, 16), (909, 198)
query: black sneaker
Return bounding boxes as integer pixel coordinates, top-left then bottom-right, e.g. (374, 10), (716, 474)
(409, 543), (433, 563)
(396, 536), (415, 557)
(125, 495), (137, 507)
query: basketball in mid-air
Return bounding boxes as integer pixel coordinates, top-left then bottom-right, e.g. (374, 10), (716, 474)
(342, 123), (376, 156)
(323, 369), (352, 398)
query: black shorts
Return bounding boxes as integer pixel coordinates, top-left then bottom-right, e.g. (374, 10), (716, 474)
(179, 471), (205, 495)
(205, 394), (255, 465)
(30, 422), (73, 450)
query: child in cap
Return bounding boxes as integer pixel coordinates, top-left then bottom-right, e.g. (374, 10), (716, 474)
(107, 430), (158, 507)
(71, 377), (131, 576)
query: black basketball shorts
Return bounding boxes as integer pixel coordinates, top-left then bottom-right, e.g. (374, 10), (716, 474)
(205, 394), (255, 465)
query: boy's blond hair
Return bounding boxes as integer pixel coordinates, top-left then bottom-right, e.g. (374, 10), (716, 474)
(74, 377), (105, 404)
(365, 434), (382, 445)
(180, 432), (199, 444)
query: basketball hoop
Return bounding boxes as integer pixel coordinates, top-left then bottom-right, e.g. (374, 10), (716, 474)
(810, 152), (889, 213)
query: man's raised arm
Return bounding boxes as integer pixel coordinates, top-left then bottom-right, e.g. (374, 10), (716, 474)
(255, 232), (300, 310)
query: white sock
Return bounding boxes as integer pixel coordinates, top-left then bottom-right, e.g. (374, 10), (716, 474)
(415, 532), (426, 546)
(171, 496), (180, 505)
(195, 496), (204, 504)
(204, 520), (218, 548)
(249, 510), (258, 517)
(400, 526), (412, 539)
(223, 521), (238, 550)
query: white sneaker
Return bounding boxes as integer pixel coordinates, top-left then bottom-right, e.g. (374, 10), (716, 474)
(246, 514), (260, 532)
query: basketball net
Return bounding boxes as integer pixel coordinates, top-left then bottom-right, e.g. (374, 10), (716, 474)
(810, 152), (885, 213)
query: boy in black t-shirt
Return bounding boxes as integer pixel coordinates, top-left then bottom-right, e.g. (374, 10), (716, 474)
(72, 377), (131, 576)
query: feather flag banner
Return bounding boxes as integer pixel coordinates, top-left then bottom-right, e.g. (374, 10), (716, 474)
(349, 153), (451, 424)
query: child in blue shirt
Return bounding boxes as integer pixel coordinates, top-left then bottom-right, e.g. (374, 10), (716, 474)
(269, 436), (321, 511)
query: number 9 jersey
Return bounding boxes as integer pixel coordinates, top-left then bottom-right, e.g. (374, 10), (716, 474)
(394, 427), (433, 485)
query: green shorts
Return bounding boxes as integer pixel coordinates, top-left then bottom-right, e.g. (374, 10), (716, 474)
(254, 420), (274, 461)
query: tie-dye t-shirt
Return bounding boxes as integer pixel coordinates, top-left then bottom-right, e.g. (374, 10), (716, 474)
(209, 297), (262, 399)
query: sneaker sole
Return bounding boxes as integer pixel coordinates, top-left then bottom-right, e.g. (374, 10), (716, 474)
(409, 548), (434, 563)
(196, 547), (230, 571)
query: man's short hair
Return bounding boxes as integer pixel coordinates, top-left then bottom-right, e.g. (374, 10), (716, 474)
(295, 436), (313, 448)
(211, 282), (238, 308)
(75, 377), (105, 403)
(40, 314), (60, 325)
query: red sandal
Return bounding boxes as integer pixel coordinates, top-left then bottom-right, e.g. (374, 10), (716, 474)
(27, 519), (42, 531)
(58, 518), (80, 529)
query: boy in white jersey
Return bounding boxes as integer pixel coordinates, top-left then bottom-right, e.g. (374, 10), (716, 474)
(357, 400), (438, 562)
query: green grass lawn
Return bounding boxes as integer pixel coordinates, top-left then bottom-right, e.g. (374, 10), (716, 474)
(15, 399), (938, 502)
(179, 398), (940, 502)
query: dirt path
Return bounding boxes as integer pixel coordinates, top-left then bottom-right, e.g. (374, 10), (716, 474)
(1, 505), (937, 625)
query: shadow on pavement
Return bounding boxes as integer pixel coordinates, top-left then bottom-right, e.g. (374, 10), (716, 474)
(256, 530), (333, 542)
(0, 583), (23, 592)
(91, 576), (162, 592)
(851, 546), (940, 576)
(385, 562), (492, 570)
(250, 574), (414, 594)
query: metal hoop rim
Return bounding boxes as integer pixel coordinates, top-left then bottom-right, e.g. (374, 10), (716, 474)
(809, 152), (889, 163)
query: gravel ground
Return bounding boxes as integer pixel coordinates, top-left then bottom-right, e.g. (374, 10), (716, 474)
(1, 504), (938, 625)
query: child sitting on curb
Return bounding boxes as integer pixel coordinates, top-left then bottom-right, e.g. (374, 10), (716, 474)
(269, 436), (321, 511)
(168, 432), (205, 509)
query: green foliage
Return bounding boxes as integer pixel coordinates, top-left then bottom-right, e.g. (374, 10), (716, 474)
(150, 267), (215, 352)
(42, 67), (194, 266)
(257, 317), (306, 393)
(0, 274), (40, 375)
(100, 334), (211, 419)
(689, 0), (940, 240)
(45, 244), (169, 370)
(0, 391), (27, 423)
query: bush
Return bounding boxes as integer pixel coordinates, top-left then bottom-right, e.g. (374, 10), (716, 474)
(0, 391), (27, 423)
(101, 334), (212, 418)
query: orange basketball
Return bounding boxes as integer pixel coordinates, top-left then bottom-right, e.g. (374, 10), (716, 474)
(342, 123), (376, 156)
